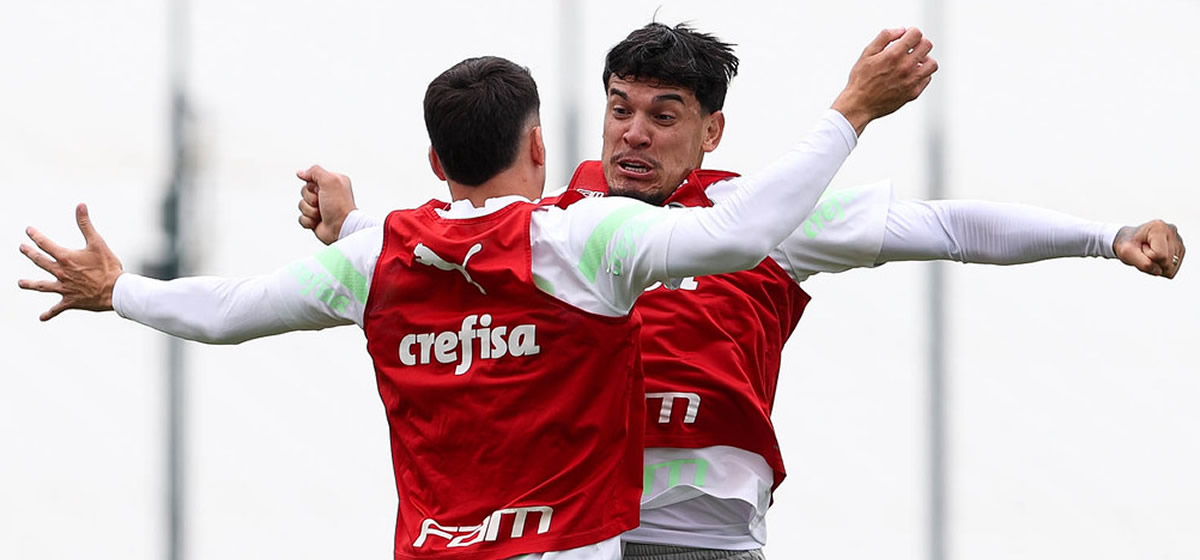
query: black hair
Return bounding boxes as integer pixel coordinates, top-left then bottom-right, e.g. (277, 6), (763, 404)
(424, 56), (541, 186)
(602, 22), (739, 114)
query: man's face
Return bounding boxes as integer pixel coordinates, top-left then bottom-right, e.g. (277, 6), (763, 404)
(601, 76), (724, 205)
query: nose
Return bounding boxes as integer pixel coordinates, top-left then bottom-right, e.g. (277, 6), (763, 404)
(622, 116), (651, 149)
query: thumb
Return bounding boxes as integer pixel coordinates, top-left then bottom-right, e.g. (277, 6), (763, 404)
(297, 164), (324, 182)
(863, 27), (906, 56)
(76, 203), (102, 246)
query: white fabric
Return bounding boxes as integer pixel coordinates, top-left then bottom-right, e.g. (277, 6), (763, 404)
(877, 197), (1120, 265)
(630, 447), (772, 550)
(507, 537), (621, 560)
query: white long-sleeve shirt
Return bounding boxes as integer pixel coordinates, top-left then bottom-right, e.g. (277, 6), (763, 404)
(112, 110), (859, 560)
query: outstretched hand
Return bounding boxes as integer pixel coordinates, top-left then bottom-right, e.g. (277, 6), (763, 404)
(297, 164), (358, 246)
(18, 204), (124, 321)
(833, 27), (939, 136)
(1113, 220), (1185, 278)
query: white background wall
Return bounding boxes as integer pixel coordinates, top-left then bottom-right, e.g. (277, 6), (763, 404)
(2, 1), (1197, 559)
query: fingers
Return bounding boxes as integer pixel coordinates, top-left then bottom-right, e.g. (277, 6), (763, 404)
(298, 182), (321, 228)
(19, 243), (61, 276)
(17, 274), (70, 323)
(917, 57), (940, 79)
(25, 226), (66, 260)
(1173, 231), (1185, 277)
(885, 27), (925, 55)
(863, 27), (907, 56)
(1161, 222), (1184, 278)
(298, 198), (321, 230)
(41, 301), (71, 322)
(912, 36), (934, 61)
(301, 182), (320, 205)
(1122, 242), (1161, 276)
(1143, 222), (1173, 274)
(17, 278), (63, 294)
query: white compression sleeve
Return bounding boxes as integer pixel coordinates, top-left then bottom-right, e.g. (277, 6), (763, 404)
(112, 273), (350, 344)
(112, 227), (381, 343)
(879, 199), (1122, 264)
(662, 110), (857, 278)
(338, 209), (382, 239)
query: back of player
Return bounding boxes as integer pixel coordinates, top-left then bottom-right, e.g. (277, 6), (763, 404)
(364, 199), (644, 560)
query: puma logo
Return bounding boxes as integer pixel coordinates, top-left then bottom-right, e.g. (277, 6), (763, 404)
(414, 243), (486, 295)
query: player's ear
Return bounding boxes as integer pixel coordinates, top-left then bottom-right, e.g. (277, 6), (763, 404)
(530, 126), (546, 167)
(702, 110), (725, 153)
(429, 146), (447, 181)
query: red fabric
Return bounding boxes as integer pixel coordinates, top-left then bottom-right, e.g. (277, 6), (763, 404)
(568, 162), (812, 489)
(364, 200), (643, 559)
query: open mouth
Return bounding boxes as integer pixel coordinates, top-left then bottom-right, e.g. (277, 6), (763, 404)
(616, 157), (655, 177)
(619, 161), (650, 173)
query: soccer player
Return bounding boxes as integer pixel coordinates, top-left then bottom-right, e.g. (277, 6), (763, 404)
(299, 24), (1185, 559)
(18, 43), (928, 560)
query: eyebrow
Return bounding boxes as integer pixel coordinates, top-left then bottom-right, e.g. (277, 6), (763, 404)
(608, 87), (686, 105)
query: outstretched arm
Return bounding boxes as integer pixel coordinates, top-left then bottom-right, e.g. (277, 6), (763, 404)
(763, 183), (1185, 282)
(880, 200), (1183, 278)
(19, 204), (372, 342)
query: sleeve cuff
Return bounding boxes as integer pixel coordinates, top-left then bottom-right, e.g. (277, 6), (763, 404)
(338, 209), (383, 240)
(1098, 223), (1122, 259)
(111, 272), (139, 319)
(824, 108), (859, 150)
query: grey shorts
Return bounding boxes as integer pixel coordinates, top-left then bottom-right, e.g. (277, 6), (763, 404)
(623, 543), (766, 560)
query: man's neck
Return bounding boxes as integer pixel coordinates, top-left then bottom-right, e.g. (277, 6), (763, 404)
(447, 169), (544, 208)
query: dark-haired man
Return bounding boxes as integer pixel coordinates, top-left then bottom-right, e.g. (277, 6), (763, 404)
(19, 47), (927, 559)
(303, 24), (1184, 559)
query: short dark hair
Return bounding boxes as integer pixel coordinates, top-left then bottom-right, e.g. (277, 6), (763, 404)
(424, 56), (541, 186)
(602, 23), (739, 114)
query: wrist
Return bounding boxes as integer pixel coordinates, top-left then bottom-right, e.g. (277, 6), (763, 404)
(1110, 225), (1133, 260)
(831, 94), (870, 137)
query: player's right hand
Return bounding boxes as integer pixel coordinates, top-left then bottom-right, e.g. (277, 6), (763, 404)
(297, 165), (358, 246)
(1114, 219), (1185, 278)
(18, 203), (124, 320)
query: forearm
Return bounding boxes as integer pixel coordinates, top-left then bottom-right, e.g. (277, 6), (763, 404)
(112, 272), (349, 344)
(879, 199), (1121, 264)
(664, 110), (858, 277)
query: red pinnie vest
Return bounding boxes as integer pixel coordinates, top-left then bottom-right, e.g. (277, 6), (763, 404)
(363, 200), (644, 559)
(567, 161), (811, 489)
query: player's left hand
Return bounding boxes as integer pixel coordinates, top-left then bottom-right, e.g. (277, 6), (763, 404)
(1113, 219), (1184, 278)
(18, 203), (124, 320)
(833, 26), (939, 136)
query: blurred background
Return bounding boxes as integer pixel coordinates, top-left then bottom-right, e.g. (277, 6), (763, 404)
(3, 1), (1197, 559)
